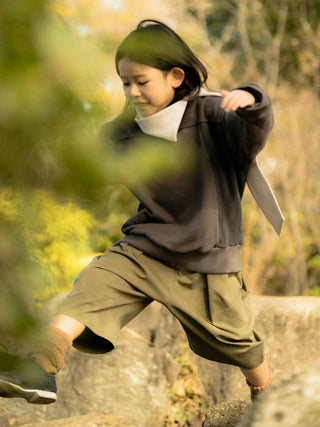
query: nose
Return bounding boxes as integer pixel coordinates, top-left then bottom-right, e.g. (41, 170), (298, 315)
(128, 84), (141, 97)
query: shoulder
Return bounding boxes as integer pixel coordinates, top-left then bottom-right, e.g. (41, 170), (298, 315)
(182, 91), (224, 127)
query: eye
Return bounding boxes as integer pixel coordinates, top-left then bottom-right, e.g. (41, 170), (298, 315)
(138, 81), (149, 86)
(122, 82), (130, 87)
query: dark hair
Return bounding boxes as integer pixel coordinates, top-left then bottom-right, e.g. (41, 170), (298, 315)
(115, 19), (208, 100)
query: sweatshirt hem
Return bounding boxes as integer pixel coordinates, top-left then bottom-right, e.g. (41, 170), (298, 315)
(113, 236), (242, 273)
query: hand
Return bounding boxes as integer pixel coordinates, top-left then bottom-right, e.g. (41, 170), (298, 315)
(220, 89), (255, 112)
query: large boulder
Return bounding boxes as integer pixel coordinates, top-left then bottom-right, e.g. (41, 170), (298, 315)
(1, 295), (319, 426)
(124, 296), (320, 404)
(0, 338), (174, 427)
(127, 296), (320, 426)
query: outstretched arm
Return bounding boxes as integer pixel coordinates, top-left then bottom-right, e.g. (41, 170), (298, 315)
(219, 84), (274, 161)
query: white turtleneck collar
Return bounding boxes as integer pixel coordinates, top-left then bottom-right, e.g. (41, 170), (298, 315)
(134, 89), (221, 142)
(135, 100), (188, 142)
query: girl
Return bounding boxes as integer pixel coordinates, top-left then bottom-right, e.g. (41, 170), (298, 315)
(0, 19), (283, 407)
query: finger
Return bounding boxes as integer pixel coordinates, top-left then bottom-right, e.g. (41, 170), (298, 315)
(221, 92), (242, 111)
(229, 91), (255, 109)
(220, 90), (230, 97)
(240, 93), (255, 108)
(220, 90), (230, 108)
(221, 91), (254, 111)
(220, 90), (234, 110)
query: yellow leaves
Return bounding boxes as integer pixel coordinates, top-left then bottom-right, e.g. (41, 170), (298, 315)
(1, 189), (96, 303)
(0, 189), (17, 219)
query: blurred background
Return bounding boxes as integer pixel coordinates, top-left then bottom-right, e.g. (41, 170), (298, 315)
(0, 0), (319, 344)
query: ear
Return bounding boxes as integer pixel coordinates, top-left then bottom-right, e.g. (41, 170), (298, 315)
(169, 67), (185, 88)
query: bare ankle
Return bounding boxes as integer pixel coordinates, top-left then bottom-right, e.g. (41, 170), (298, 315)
(246, 370), (273, 401)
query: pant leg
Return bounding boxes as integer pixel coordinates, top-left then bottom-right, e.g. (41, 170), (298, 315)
(57, 250), (153, 354)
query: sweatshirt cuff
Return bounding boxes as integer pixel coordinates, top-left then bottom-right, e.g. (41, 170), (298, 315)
(233, 83), (270, 112)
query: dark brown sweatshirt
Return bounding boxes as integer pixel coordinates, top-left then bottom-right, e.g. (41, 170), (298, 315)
(102, 84), (274, 273)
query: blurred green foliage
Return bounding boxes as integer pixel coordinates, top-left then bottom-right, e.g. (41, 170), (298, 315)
(0, 2), (111, 190)
(0, 0), (111, 342)
(0, 0), (193, 344)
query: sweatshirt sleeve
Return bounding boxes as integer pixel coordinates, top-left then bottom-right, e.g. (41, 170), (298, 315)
(221, 83), (274, 165)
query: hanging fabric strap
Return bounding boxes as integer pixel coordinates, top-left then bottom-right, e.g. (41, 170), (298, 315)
(247, 158), (284, 235)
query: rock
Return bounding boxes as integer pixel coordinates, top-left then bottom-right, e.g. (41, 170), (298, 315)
(198, 296), (320, 426)
(237, 359), (320, 427)
(126, 301), (186, 356)
(124, 296), (320, 424)
(203, 400), (252, 427)
(1, 296), (320, 426)
(116, 296), (320, 423)
(22, 412), (142, 426)
(187, 296), (320, 404)
(0, 340), (171, 427)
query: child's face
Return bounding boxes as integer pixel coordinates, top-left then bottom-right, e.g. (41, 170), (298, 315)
(118, 57), (184, 117)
